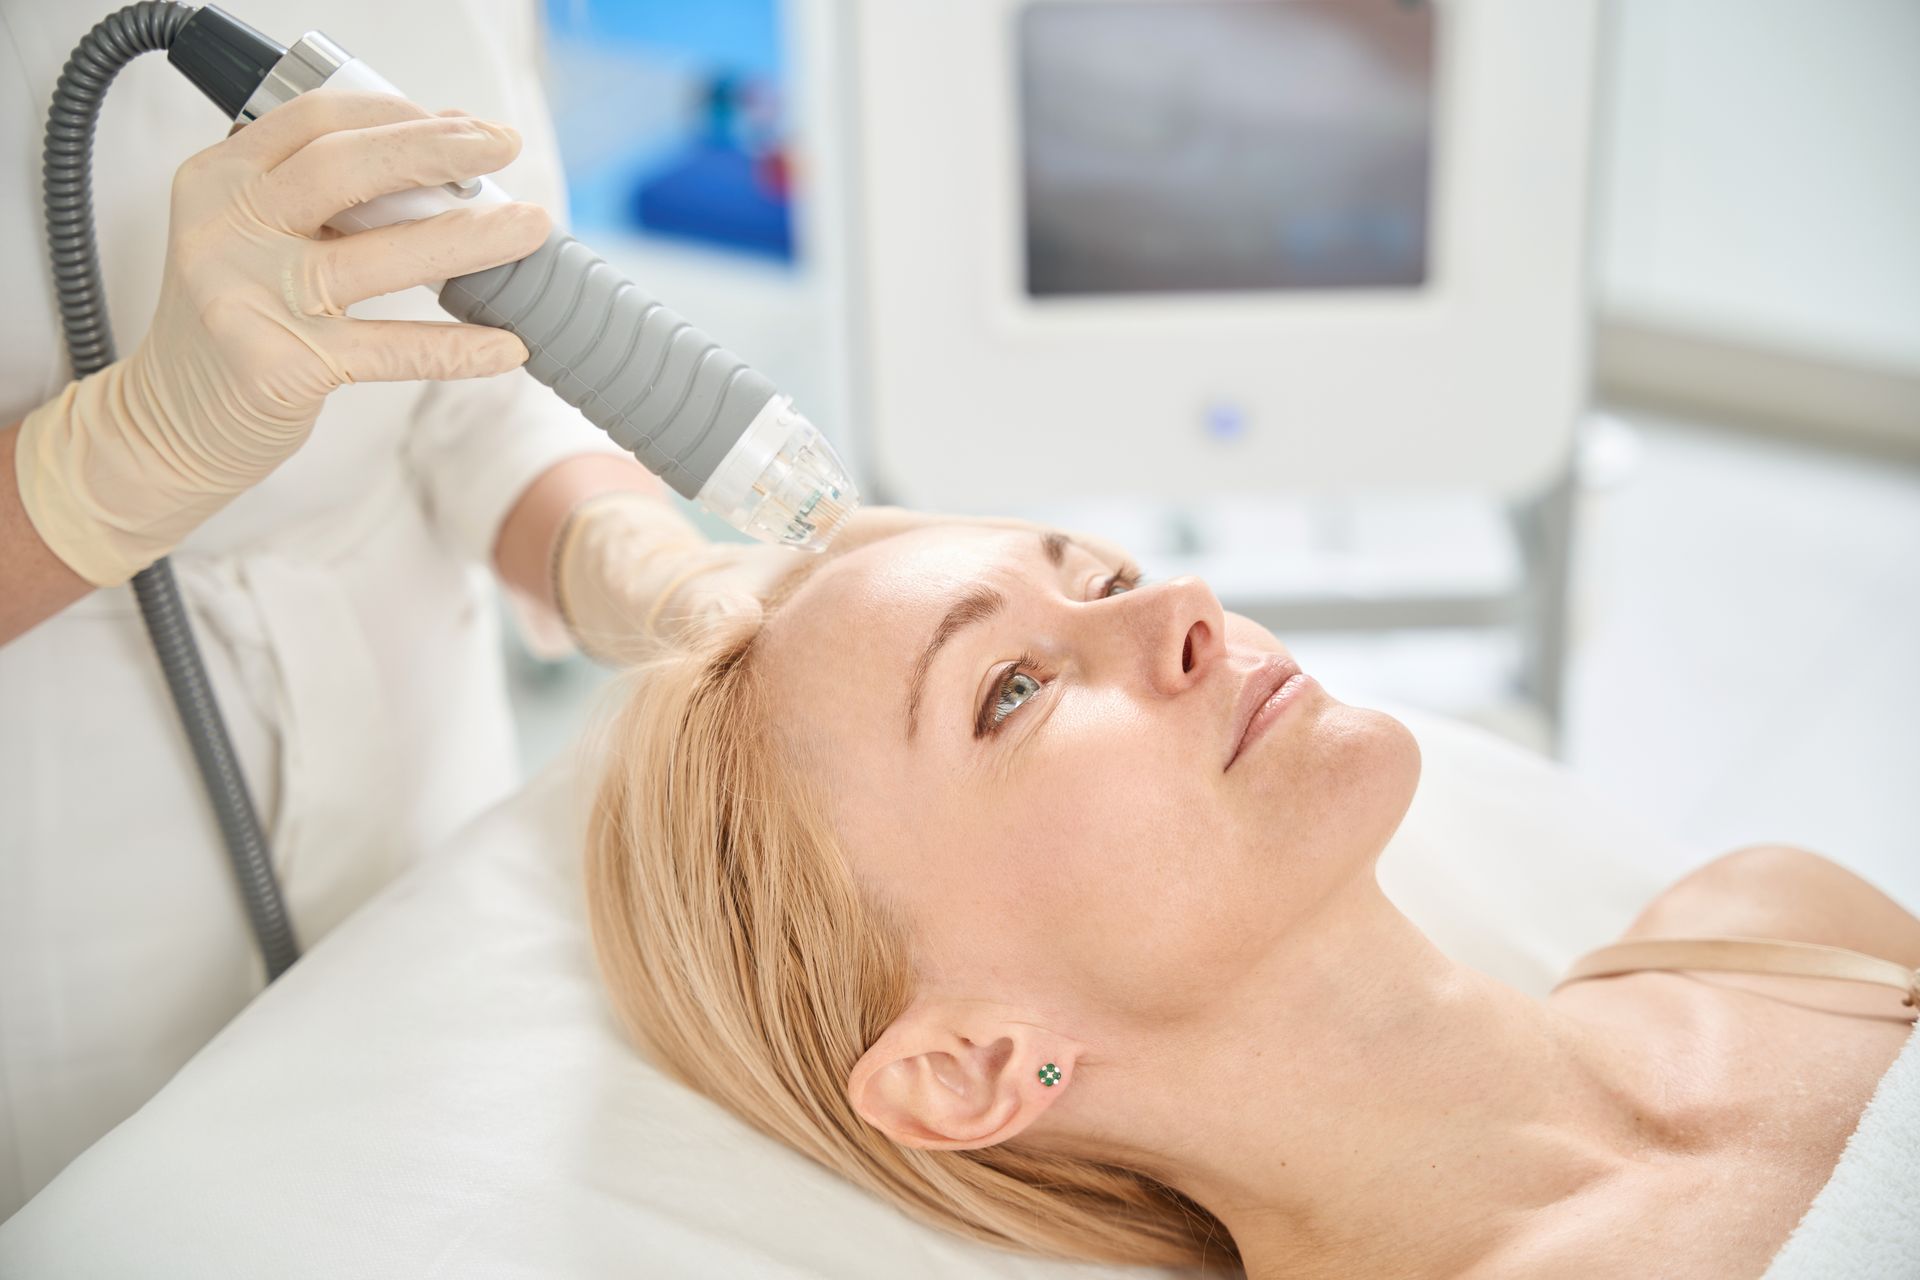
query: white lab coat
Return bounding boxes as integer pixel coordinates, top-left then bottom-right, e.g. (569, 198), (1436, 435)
(0, 0), (621, 1215)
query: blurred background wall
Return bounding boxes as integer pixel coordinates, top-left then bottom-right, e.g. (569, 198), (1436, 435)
(1596, 0), (1920, 459)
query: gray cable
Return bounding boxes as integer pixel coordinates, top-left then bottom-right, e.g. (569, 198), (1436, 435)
(43, 1), (300, 981)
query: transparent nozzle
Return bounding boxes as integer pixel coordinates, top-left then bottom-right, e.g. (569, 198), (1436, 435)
(695, 396), (861, 552)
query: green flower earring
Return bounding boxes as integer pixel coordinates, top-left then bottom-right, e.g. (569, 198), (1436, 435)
(1038, 1062), (1062, 1088)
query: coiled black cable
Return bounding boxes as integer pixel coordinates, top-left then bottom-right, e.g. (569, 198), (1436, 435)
(42, 1), (300, 981)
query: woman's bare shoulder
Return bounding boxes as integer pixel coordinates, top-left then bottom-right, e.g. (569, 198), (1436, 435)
(1625, 845), (1920, 970)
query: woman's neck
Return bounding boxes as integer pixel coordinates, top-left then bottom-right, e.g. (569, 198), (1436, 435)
(1057, 879), (1733, 1278)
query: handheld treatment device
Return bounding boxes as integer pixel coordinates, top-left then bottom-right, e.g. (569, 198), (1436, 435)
(180, 7), (859, 550)
(41, 2), (858, 978)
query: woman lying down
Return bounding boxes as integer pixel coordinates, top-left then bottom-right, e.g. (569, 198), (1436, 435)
(560, 500), (1920, 1279)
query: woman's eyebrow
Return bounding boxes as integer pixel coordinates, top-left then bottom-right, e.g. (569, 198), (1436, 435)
(900, 530), (1103, 741)
(902, 529), (1128, 740)
(904, 584), (1004, 740)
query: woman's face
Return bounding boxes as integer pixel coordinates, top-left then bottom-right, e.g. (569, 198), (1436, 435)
(757, 522), (1420, 1025)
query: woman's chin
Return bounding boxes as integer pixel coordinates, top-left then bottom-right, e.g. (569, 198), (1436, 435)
(1343, 700), (1422, 793)
(1359, 706), (1423, 838)
(1246, 699), (1421, 855)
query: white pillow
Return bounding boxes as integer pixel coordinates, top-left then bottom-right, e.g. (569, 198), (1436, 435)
(0, 704), (1688, 1278)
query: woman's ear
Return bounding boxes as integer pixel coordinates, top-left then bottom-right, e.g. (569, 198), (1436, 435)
(846, 998), (1078, 1150)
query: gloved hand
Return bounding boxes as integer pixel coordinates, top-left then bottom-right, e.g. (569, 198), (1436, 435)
(16, 89), (553, 586)
(552, 494), (1117, 665)
(552, 491), (807, 665)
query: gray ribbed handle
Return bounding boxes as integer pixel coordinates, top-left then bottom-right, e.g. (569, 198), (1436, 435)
(440, 230), (777, 500)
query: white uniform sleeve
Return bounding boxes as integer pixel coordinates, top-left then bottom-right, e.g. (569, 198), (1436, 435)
(405, 369), (627, 585)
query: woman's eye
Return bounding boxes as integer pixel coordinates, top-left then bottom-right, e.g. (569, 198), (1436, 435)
(990, 670), (1042, 726)
(978, 662), (1045, 736)
(976, 567), (1141, 737)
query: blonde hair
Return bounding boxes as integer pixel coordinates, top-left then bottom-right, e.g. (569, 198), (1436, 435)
(584, 610), (1240, 1272)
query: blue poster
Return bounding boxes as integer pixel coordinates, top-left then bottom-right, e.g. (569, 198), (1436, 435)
(543, 0), (795, 263)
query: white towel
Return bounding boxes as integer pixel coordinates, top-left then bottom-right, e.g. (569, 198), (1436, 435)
(1763, 1024), (1920, 1279)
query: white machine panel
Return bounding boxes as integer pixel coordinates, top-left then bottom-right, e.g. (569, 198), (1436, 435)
(845, 0), (1599, 506)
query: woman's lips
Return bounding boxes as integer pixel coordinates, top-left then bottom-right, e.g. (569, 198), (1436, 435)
(1225, 661), (1313, 771)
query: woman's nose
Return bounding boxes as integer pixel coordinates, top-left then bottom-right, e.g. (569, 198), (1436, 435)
(1144, 575), (1226, 695)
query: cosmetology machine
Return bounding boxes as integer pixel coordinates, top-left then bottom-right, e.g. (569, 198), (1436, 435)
(39, 2), (860, 979)
(789, 0), (1599, 755)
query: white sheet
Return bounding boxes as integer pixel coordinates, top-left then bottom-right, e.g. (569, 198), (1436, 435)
(0, 704), (1697, 1277)
(1762, 1024), (1920, 1279)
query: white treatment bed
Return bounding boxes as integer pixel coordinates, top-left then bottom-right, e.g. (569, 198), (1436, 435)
(3, 703), (1851, 1277)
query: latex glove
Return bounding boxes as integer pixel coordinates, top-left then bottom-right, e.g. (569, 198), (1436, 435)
(553, 495), (1119, 665)
(553, 492), (805, 665)
(16, 90), (552, 586)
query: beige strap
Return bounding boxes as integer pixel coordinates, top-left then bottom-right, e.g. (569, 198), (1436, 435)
(1554, 935), (1920, 1008)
